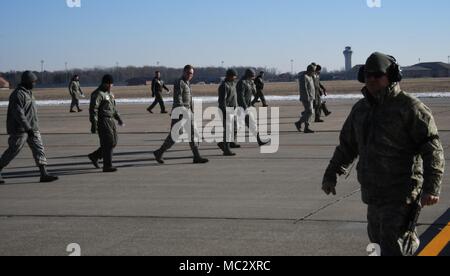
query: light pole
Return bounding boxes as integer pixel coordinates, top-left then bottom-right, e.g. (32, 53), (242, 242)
(65, 62), (68, 83)
(290, 59), (294, 75)
(40, 60), (44, 84)
(115, 62), (119, 82)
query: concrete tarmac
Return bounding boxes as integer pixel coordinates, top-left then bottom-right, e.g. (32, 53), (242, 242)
(0, 97), (448, 256)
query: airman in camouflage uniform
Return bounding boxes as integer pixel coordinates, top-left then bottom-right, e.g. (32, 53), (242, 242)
(236, 69), (271, 146)
(313, 65), (331, 122)
(0, 71), (59, 184)
(295, 65), (316, 134)
(153, 65), (209, 165)
(69, 75), (84, 113)
(88, 75), (124, 173)
(322, 52), (445, 256)
(147, 71), (170, 114)
(251, 71), (268, 107)
(218, 69), (238, 156)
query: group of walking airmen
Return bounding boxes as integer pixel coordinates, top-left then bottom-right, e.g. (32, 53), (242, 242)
(0, 52), (445, 256)
(296, 63), (332, 133)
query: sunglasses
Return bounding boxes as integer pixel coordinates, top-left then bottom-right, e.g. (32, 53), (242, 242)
(365, 71), (386, 79)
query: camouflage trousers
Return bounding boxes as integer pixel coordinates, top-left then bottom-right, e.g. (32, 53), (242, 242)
(251, 89), (267, 106)
(0, 131), (48, 170)
(90, 118), (118, 169)
(148, 91), (166, 112)
(159, 115), (202, 159)
(367, 203), (420, 256)
(314, 95), (322, 120)
(299, 100), (314, 126)
(70, 95), (80, 111)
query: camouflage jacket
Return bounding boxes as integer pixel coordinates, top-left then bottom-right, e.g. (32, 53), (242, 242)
(218, 80), (237, 111)
(326, 83), (445, 205)
(151, 77), (169, 97)
(173, 78), (192, 110)
(298, 73), (315, 102)
(69, 80), (83, 99)
(255, 76), (265, 91)
(89, 87), (122, 127)
(6, 86), (39, 134)
(313, 74), (325, 97)
(236, 78), (256, 110)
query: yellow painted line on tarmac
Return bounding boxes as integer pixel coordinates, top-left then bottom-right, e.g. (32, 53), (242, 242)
(419, 223), (450, 256)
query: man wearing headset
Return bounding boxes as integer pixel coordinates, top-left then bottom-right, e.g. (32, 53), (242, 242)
(321, 52), (445, 256)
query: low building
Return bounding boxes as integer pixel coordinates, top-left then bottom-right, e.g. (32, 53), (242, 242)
(126, 77), (151, 86)
(402, 66), (433, 79)
(413, 62), (450, 78)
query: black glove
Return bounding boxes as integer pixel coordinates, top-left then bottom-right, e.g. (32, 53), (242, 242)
(27, 129), (35, 138)
(91, 124), (97, 134)
(322, 165), (338, 195)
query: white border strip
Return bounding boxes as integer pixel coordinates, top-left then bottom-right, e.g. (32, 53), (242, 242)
(1, 93), (450, 107)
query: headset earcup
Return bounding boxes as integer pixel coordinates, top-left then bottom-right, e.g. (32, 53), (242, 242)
(396, 65), (403, 82)
(387, 55), (403, 83)
(388, 63), (403, 83)
(358, 66), (366, 83)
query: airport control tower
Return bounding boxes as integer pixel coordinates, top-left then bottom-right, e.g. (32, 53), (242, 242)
(343, 46), (353, 71)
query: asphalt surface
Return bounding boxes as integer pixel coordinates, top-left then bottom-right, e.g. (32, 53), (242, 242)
(0, 97), (448, 256)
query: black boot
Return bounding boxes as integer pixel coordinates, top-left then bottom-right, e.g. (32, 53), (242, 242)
(321, 103), (331, 117)
(192, 145), (209, 164)
(218, 143), (236, 156)
(261, 99), (268, 107)
(88, 153), (100, 169)
(304, 124), (315, 134)
(103, 167), (118, 173)
(153, 149), (165, 164)
(102, 147), (116, 172)
(315, 110), (323, 122)
(147, 106), (154, 114)
(39, 165), (59, 183)
(257, 134), (271, 147)
(230, 142), (241, 149)
(217, 142), (225, 151)
(294, 121), (302, 132)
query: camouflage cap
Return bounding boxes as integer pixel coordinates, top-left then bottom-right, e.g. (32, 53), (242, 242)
(226, 68), (238, 77)
(245, 68), (256, 78)
(365, 52), (393, 73)
(21, 71), (38, 83)
(102, 74), (114, 84)
(307, 65), (315, 73)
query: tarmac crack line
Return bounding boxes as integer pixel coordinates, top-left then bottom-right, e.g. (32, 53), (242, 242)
(294, 188), (362, 224)
(0, 214), (446, 227)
